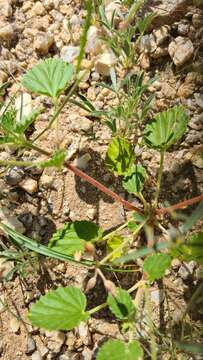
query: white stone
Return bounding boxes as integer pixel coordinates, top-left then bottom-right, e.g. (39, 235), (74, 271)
(61, 45), (79, 63)
(15, 93), (32, 123)
(20, 178), (38, 194)
(85, 26), (102, 55)
(31, 351), (42, 360)
(10, 318), (20, 333)
(31, 1), (46, 16)
(74, 154), (91, 170)
(0, 1), (12, 18)
(168, 36), (194, 66)
(95, 50), (117, 76)
(33, 33), (54, 55)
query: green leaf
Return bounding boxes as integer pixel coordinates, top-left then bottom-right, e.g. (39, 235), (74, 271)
(28, 286), (89, 330)
(49, 221), (102, 256)
(171, 232), (203, 263)
(122, 165), (146, 195)
(107, 236), (124, 260)
(39, 149), (66, 169)
(143, 253), (171, 281)
(22, 58), (73, 98)
(15, 108), (43, 134)
(96, 340), (143, 360)
(0, 107), (16, 133)
(144, 105), (189, 151)
(107, 288), (136, 320)
(105, 136), (135, 176)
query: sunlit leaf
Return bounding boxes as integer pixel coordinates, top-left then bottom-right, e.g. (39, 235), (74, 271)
(28, 286), (89, 330)
(107, 288), (136, 320)
(143, 253), (171, 281)
(122, 165), (146, 195)
(107, 236), (124, 260)
(22, 58), (73, 98)
(49, 221), (102, 256)
(105, 136), (135, 175)
(96, 339), (143, 360)
(144, 105), (189, 151)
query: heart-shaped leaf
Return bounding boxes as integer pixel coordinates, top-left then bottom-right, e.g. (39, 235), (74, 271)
(105, 136), (135, 176)
(28, 286), (89, 330)
(143, 253), (171, 281)
(96, 339), (143, 360)
(122, 165), (146, 195)
(171, 232), (203, 263)
(49, 221), (102, 256)
(144, 105), (189, 151)
(107, 288), (136, 320)
(22, 58), (73, 98)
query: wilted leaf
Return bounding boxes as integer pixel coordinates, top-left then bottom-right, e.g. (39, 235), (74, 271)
(144, 105), (189, 151)
(107, 288), (136, 320)
(22, 58), (73, 98)
(96, 339), (143, 360)
(49, 221), (102, 256)
(105, 136), (135, 176)
(28, 286), (89, 330)
(122, 164), (146, 195)
(143, 253), (171, 281)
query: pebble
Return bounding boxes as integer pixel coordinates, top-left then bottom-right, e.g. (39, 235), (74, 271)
(15, 93), (32, 122)
(140, 34), (157, 54)
(69, 115), (92, 132)
(0, 1), (13, 18)
(0, 295), (6, 311)
(33, 32), (54, 55)
(85, 25), (102, 55)
(95, 49), (117, 76)
(20, 178), (38, 194)
(0, 70), (8, 84)
(194, 93), (203, 109)
(77, 322), (91, 346)
(150, 289), (164, 306)
(26, 336), (36, 355)
(39, 173), (54, 189)
(162, 83), (176, 99)
(5, 167), (24, 186)
(188, 115), (203, 130)
(9, 317), (20, 333)
(46, 331), (66, 353)
(31, 2), (46, 16)
(0, 257), (14, 279)
(178, 23), (189, 36)
(82, 347), (92, 360)
(168, 36), (194, 66)
(61, 45), (79, 63)
(0, 22), (14, 42)
(153, 25), (169, 45)
(31, 351), (42, 360)
(74, 154), (91, 170)
(87, 207), (96, 220)
(0, 206), (25, 233)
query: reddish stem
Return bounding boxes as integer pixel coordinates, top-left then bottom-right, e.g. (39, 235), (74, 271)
(157, 194), (203, 215)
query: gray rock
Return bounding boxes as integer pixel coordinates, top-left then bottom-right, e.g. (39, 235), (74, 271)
(168, 37), (194, 66)
(189, 115), (203, 130)
(0, 1), (12, 18)
(85, 25), (101, 54)
(0, 206), (25, 233)
(69, 115), (92, 132)
(74, 154), (91, 170)
(82, 347), (92, 360)
(151, 289), (164, 306)
(194, 93), (203, 109)
(178, 23), (189, 36)
(61, 46), (79, 63)
(150, 0), (189, 26)
(139, 34), (157, 54)
(26, 336), (36, 355)
(5, 167), (24, 186)
(178, 264), (192, 280)
(153, 25), (169, 45)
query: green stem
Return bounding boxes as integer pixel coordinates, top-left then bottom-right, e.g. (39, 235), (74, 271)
(88, 302), (107, 315)
(154, 150), (165, 208)
(102, 221), (129, 242)
(0, 159), (35, 167)
(99, 220), (147, 266)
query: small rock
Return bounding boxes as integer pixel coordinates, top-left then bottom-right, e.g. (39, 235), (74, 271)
(31, 1), (46, 16)
(20, 178), (38, 194)
(77, 322), (91, 346)
(46, 331), (66, 353)
(95, 50), (117, 76)
(162, 83), (176, 99)
(74, 154), (91, 170)
(15, 93), (32, 123)
(10, 317), (20, 333)
(69, 115), (92, 132)
(82, 347), (92, 360)
(168, 37), (194, 66)
(192, 154), (203, 169)
(34, 32), (54, 55)
(194, 93), (203, 109)
(153, 25), (169, 45)
(139, 34), (157, 54)
(192, 13), (203, 29)
(105, 2), (121, 24)
(85, 25), (101, 54)
(26, 336), (36, 355)
(139, 53), (150, 70)
(0, 22), (14, 42)
(40, 173), (54, 189)
(150, 289), (164, 306)
(0, 0), (12, 18)
(178, 264), (192, 280)
(0, 70), (8, 85)
(171, 258), (181, 270)
(0, 257), (14, 279)
(31, 351), (42, 360)
(87, 207), (96, 220)
(189, 115), (203, 130)
(37, 344), (49, 358)
(178, 23), (189, 36)
(0, 295), (6, 311)
(61, 46), (79, 63)
(177, 82), (195, 98)
(5, 167), (24, 186)
(0, 206), (25, 233)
